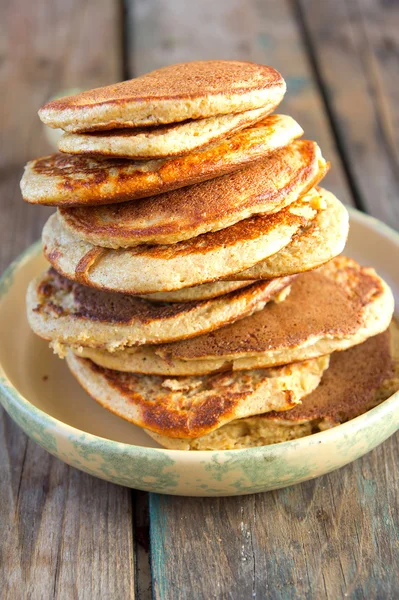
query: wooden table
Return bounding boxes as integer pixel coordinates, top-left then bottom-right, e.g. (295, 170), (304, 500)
(1, 1), (398, 598)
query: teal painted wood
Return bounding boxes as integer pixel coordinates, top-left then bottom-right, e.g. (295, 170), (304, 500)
(149, 493), (258, 599)
(149, 440), (399, 599)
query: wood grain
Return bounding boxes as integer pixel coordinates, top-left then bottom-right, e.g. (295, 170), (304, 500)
(0, 2), (135, 598)
(128, 0), (353, 206)
(150, 438), (399, 599)
(128, 1), (399, 598)
(0, 0), (122, 271)
(297, 0), (399, 227)
(2, 0), (399, 597)
(0, 421), (135, 598)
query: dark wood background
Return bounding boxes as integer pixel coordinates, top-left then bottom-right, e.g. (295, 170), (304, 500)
(1, 1), (398, 598)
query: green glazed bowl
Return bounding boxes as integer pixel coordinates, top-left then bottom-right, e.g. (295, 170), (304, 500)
(0, 208), (398, 496)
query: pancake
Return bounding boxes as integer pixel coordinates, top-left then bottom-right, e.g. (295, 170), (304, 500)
(138, 280), (253, 303)
(149, 323), (399, 449)
(58, 105), (274, 159)
(58, 140), (327, 248)
(27, 269), (293, 351)
(43, 192), (319, 294)
(66, 351), (329, 440)
(21, 115), (303, 207)
(226, 188), (349, 281)
(157, 256), (394, 362)
(73, 257), (394, 375)
(39, 61), (286, 132)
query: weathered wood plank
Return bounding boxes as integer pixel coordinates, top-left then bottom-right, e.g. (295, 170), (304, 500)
(150, 438), (399, 599)
(0, 2), (136, 598)
(0, 426), (135, 599)
(1, 0), (122, 270)
(129, 1), (399, 598)
(52, 469), (134, 599)
(297, 0), (399, 227)
(128, 0), (353, 206)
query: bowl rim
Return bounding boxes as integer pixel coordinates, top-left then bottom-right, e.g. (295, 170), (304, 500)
(0, 206), (399, 459)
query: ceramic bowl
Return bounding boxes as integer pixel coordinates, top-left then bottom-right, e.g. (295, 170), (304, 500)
(0, 208), (398, 496)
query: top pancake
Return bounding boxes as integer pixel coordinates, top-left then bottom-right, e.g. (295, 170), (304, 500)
(58, 105), (273, 159)
(58, 140), (327, 248)
(39, 61), (285, 132)
(21, 115), (302, 207)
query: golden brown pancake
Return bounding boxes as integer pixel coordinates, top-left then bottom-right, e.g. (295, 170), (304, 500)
(73, 257), (394, 375)
(58, 105), (273, 159)
(42, 193), (319, 294)
(263, 325), (398, 425)
(66, 352), (329, 440)
(137, 280), (253, 303)
(147, 324), (399, 450)
(157, 257), (394, 363)
(226, 188), (349, 281)
(39, 61), (286, 132)
(58, 140), (327, 248)
(21, 115), (303, 207)
(27, 268), (294, 351)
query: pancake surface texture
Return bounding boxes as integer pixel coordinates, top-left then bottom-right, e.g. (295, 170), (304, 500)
(66, 352), (329, 439)
(76, 257), (394, 375)
(42, 193), (318, 294)
(39, 61), (286, 132)
(227, 188), (348, 280)
(58, 140), (327, 248)
(150, 323), (399, 449)
(27, 269), (293, 351)
(23, 60), (396, 458)
(157, 256), (394, 364)
(58, 105), (273, 158)
(137, 280), (253, 303)
(21, 115), (303, 207)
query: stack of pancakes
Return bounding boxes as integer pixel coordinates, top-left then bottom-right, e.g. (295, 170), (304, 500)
(22, 61), (398, 450)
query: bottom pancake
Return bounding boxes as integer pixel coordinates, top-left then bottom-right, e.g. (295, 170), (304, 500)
(66, 353), (329, 440)
(147, 322), (399, 449)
